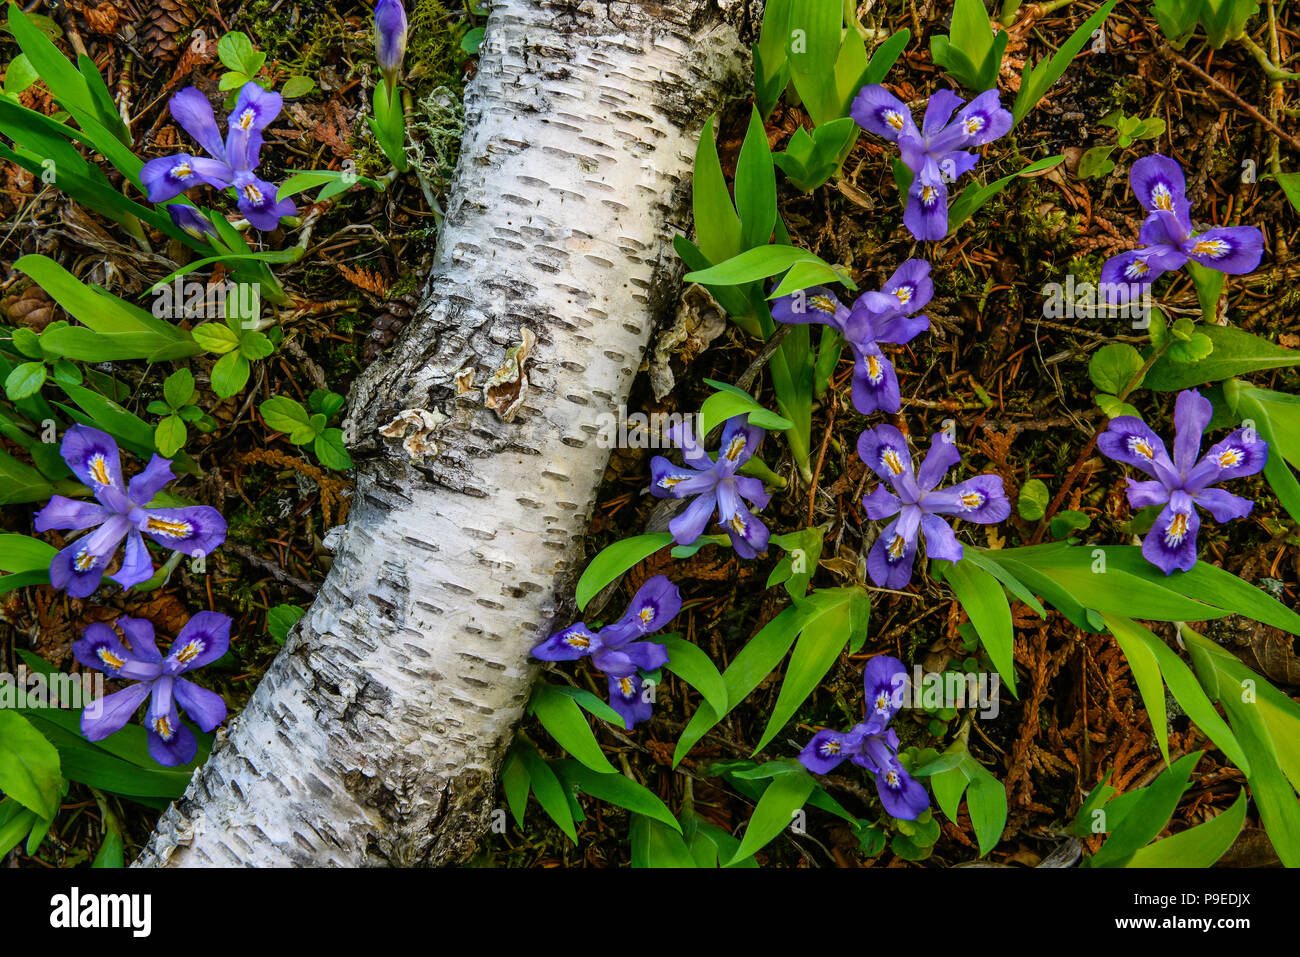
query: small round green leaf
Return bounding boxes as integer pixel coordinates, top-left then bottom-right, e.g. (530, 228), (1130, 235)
(267, 604), (306, 644)
(210, 351), (250, 397)
(154, 414), (187, 457)
(1017, 478), (1049, 521)
(313, 428), (353, 470)
(12, 326), (43, 359)
(4, 361), (46, 401)
(238, 330), (275, 360)
(191, 322), (241, 355)
(1089, 343), (1145, 395)
(260, 396), (316, 444)
(280, 75), (316, 98)
(163, 367), (196, 409)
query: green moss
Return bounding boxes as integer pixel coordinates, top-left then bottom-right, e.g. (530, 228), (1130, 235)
(407, 0), (471, 99)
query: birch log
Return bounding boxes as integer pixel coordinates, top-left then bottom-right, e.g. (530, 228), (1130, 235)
(136, 0), (753, 866)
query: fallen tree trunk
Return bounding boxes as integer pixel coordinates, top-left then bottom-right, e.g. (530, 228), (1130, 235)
(136, 0), (751, 866)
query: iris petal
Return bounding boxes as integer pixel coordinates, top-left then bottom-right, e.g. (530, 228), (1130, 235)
(850, 344), (901, 415)
(174, 676), (228, 732)
(166, 611), (232, 673)
(118, 616), (163, 663)
(771, 286), (848, 330)
(532, 623), (600, 662)
(81, 683), (151, 742)
(922, 475), (1009, 523)
(1193, 487), (1255, 523)
(225, 82), (283, 171)
(916, 432), (960, 491)
(799, 728), (858, 774)
(850, 85), (918, 143)
(1180, 226), (1265, 274)
(667, 491), (717, 547)
(1186, 427), (1268, 491)
(857, 424), (914, 487)
(109, 530), (155, 590)
(603, 575), (681, 645)
(716, 481), (769, 559)
(904, 177), (949, 241)
(1098, 416), (1179, 485)
(128, 454), (176, 506)
(606, 673), (652, 730)
(33, 496), (110, 532)
(1142, 496), (1201, 575)
(715, 416), (763, 475)
(169, 87), (228, 162)
(921, 513), (964, 563)
(138, 504), (227, 557)
(233, 170), (296, 231)
(60, 425), (125, 495)
(1172, 388), (1212, 474)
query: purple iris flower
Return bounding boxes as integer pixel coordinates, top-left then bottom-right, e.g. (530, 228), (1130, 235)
(649, 414), (771, 558)
(532, 575), (681, 729)
(1100, 155), (1264, 304)
(34, 425), (227, 598)
(140, 83), (296, 231)
(771, 259), (932, 414)
(858, 425), (1010, 588)
(1098, 389), (1267, 575)
(851, 86), (1012, 240)
(798, 655), (929, 820)
(374, 0), (408, 89)
(75, 612), (230, 766)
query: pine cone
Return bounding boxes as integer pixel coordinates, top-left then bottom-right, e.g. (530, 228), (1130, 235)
(363, 299), (414, 363)
(2, 281), (56, 331)
(139, 0), (196, 63)
(82, 1), (123, 36)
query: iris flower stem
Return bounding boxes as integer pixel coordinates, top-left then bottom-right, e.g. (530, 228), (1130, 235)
(91, 788), (122, 844)
(955, 712), (973, 746)
(813, 327), (844, 398)
(735, 323), (792, 392)
(132, 549), (185, 593)
(1238, 32), (1300, 82)
(1118, 335), (1172, 404)
(749, 322), (813, 483)
(806, 390), (837, 525)
(1265, 0), (1286, 185)
(843, 0), (870, 39)
(122, 213), (148, 247)
(737, 455), (787, 488)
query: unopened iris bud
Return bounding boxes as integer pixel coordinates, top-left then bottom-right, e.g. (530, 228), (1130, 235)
(374, 0), (408, 90)
(167, 203), (216, 240)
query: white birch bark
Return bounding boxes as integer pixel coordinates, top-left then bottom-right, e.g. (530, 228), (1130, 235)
(135, 0), (753, 866)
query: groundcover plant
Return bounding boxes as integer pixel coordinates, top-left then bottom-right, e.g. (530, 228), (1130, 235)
(1, 0), (1300, 875)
